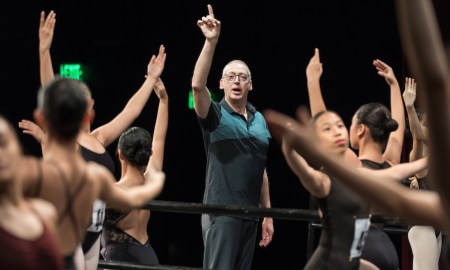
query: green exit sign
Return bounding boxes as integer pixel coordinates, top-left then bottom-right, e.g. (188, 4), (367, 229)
(60, 63), (83, 80)
(188, 90), (221, 109)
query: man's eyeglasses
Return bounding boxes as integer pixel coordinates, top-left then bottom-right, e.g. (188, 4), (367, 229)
(223, 73), (250, 83)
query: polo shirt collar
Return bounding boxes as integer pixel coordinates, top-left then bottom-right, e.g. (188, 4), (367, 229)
(220, 98), (257, 115)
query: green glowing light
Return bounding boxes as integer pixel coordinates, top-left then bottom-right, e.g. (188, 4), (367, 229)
(60, 63), (83, 80)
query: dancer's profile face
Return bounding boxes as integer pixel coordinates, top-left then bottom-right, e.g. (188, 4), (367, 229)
(0, 118), (22, 181)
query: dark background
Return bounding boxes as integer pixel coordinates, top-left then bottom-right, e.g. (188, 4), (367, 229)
(1, 1), (448, 269)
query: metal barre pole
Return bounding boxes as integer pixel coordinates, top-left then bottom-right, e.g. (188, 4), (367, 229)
(142, 200), (321, 221)
(142, 200), (412, 227)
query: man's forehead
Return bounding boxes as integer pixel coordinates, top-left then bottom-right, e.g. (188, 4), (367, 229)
(225, 63), (248, 73)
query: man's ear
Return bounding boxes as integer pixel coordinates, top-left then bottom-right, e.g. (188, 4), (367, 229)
(219, 79), (225, 90)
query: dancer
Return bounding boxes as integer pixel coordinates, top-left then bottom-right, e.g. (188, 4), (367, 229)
(20, 10), (166, 269)
(403, 77), (442, 269)
(101, 78), (168, 266)
(0, 116), (63, 270)
(306, 47), (404, 270)
(22, 76), (166, 269)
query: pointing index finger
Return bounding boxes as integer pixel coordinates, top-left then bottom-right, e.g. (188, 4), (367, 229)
(207, 4), (214, 18)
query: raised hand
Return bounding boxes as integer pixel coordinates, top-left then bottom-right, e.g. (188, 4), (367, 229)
(39, 10), (56, 52)
(18, 119), (47, 144)
(154, 78), (168, 100)
(264, 106), (328, 170)
(402, 77), (417, 108)
(373, 59), (397, 86)
(197, 4), (221, 41)
(265, 107), (317, 152)
(146, 45), (166, 80)
(306, 48), (323, 82)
